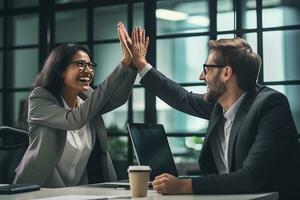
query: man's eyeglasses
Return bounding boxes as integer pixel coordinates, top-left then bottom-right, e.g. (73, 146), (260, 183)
(70, 60), (97, 72)
(202, 64), (226, 75)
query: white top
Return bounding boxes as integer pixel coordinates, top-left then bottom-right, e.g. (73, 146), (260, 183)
(211, 93), (246, 174)
(56, 96), (93, 186)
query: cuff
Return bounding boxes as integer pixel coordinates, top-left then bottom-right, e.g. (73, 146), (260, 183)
(139, 63), (152, 78)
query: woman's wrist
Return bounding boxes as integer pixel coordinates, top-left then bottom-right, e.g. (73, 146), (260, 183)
(121, 58), (131, 66)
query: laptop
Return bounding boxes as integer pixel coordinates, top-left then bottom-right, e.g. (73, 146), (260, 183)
(127, 122), (178, 180)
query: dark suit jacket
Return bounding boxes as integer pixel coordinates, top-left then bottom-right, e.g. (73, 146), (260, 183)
(141, 67), (300, 200)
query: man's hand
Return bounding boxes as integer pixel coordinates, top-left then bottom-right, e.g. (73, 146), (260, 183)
(117, 21), (132, 66)
(152, 173), (193, 195)
(131, 26), (149, 71)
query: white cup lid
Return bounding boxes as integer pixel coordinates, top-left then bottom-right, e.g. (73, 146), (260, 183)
(128, 165), (151, 172)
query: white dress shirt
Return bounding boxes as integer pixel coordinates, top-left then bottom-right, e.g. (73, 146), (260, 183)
(57, 96), (93, 186)
(138, 63), (152, 78)
(211, 93), (246, 174)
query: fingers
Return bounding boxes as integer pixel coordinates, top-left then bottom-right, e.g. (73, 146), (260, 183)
(154, 173), (172, 180)
(120, 22), (132, 45)
(117, 22), (126, 44)
(117, 23), (121, 40)
(145, 36), (149, 50)
(141, 28), (145, 45)
(118, 21), (133, 66)
(135, 27), (139, 44)
(153, 174), (172, 194)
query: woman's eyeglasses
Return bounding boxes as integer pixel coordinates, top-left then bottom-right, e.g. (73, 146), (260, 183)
(70, 60), (97, 72)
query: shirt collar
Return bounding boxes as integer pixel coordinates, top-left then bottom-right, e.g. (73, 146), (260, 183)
(223, 92), (246, 122)
(61, 95), (83, 109)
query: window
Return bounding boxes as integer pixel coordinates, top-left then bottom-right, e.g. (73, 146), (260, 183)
(94, 5), (127, 41)
(0, 51), (2, 89)
(261, 0), (300, 130)
(93, 43), (120, 83)
(1, 1), (39, 127)
(157, 36), (209, 83)
(1, 0), (300, 179)
(10, 0), (38, 8)
(8, 49), (38, 88)
(269, 85), (300, 133)
(217, 0), (235, 31)
(157, 86), (208, 133)
(55, 9), (87, 43)
(56, 0), (85, 4)
(9, 14), (38, 46)
(133, 88), (145, 123)
(263, 30), (300, 81)
(0, 94), (2, 124)
(11, 91), (30, 129)
(0, 17), (3, 47)
(262, 0), (300, 28)
(157, 0), (209, 35)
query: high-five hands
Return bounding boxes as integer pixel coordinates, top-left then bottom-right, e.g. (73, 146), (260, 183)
(117, 22), (133, 66)
(117, 22), (149, 70)
(131, 27), (149, 71)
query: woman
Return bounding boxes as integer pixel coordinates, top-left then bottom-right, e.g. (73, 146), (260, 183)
(13, 22), (135, 187)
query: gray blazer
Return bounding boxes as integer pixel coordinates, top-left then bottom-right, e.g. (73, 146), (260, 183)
(14, 63), (137, 187)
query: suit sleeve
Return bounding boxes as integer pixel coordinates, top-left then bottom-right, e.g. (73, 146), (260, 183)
(28, 63), (137, 130)
(192, 92), (298, 194)
(140, 67), (214, 119)
(96, 64), (137, 114)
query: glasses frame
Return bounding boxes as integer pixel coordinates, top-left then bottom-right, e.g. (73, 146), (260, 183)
(202, 64), (227, 75)
(70, 60), (97, 72)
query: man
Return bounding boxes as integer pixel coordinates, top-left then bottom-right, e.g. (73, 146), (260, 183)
(130, 27), (300, 199)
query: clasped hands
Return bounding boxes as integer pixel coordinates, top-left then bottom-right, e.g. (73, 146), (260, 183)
(117, 21), (149, 71)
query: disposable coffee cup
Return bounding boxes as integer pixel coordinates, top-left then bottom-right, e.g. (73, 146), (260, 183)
(128, 165), (151, 198)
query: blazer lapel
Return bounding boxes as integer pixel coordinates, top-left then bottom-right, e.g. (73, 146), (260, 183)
(228, 88), (258, 171)
(199, 104), (223, 163)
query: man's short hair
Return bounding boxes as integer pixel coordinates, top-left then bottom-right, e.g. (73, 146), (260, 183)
(209, 37), (261, 91)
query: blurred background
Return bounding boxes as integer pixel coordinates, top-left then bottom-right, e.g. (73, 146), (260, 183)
(0, 0), (299, 179)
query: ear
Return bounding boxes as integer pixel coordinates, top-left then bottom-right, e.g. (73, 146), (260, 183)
(223, 65), (234, 81)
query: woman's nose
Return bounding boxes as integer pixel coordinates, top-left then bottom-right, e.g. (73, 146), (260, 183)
(84, 65), (94, 73)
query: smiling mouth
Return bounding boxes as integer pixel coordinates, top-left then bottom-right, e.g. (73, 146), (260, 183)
(79, 77), (91, 83)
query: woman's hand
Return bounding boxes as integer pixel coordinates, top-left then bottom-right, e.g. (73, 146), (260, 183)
(131, 26), (149, 71)
(117, 21), (132, 66)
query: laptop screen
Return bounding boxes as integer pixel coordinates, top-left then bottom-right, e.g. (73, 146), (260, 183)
(127, 123), (178, 180)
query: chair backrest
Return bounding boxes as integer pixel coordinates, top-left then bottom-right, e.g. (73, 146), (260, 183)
(0, 126), (29, 184)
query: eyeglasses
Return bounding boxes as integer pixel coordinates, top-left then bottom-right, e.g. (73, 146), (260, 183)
(70, 60), (97, 72)
(202, 64), (226, 75)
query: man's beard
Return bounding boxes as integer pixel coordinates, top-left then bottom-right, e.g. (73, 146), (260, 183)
(204, 73), (226, 103)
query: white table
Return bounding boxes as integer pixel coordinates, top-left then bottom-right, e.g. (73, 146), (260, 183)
(0, 186), (278, 200)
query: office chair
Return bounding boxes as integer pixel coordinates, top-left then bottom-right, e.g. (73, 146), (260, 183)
(0, 126), (29, 184)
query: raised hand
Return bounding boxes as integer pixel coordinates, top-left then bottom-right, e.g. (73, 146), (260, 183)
(117, 21), (132, 66)
(131, 26), (149, 70)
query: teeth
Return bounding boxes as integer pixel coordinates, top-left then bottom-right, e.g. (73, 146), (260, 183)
(79, 77), (90, 81)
